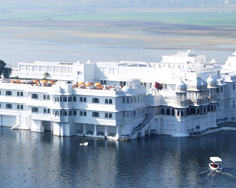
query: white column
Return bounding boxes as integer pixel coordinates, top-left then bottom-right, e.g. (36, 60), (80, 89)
(105, 126), (107, 137)
(83, 124), (86, 135)
(94, 124), (97, 136)
(116, 125), (120, 138)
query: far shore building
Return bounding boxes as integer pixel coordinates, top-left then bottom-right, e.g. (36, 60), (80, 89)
(1, 50), (236, 140)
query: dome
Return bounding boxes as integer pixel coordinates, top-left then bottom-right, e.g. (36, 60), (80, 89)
(60, 82), (73, 93)
(217, 78), (225, 86)
(175, 80), (187, 92)
(206, 74), (216, 88)
(122, 85), (132, 94)
(52, 83), (62, 93)
(201, 80), (207, 89)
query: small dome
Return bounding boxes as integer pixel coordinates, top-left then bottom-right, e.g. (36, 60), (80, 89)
(210, 59), (216, 63)
(206, 74), (216, 88)
(52, 83), (62, 93)
(201, 80), (207, 89)
(217, 78), (225, 86)
(122, 85), (132, 94)
(175, 80), (187, 92)
(60, 82), (73, 93)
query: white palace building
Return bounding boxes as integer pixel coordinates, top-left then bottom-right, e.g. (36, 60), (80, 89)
(1, 50), (236, 140)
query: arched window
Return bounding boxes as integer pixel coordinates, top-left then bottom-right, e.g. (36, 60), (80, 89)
(21, 92), (23, 96)
(17, 105), (20, 109)
(92, 98), (99, 103)
(105, 113), (108, 118)
(105, 99), (108, 104)
(133, 111), (136, 117)
(6, 91), (12, 96)
(80, 97), (83, 102)
(80, 111), (83, 116)
(63, 97), (67, 102)
(63, 111), (67, 116)
(127, 98), (129, 103)
(73, 96), (76, 102)
(166, 108), (170, 115)
(73, 111), (77, 116)
(21, 105), (23, 109)
(6, 104), (12, 109)
(32, 94), (38, 99)
(161, 108), (165, 115)
(123, 97), (125, 103)
(17, 92), (20, 96)
(181, 111), (184, 116)
(197, 109), (200, 114)
(172, 109), (175, 116)
(55, 111), (59, 116)
(43, 95), (46, 100)
(47, 109), (50, 113)
(92, 112), (99, 117)
(109, 113), (112, 118)
(43, 108), (47, 113)
(109, 99), (112, 104)
(187, 109), (190, 115)
(190, 108), (196, 115)
(69, 111), (72, 116)
(32, 107), (38, 112)
(68, 97), (72, 102)
(84, 97), (87, 102)
(47, 95), (50, 100)
(84, 111), (87, 116)
(60, 97), (62, 102)
(55, 97), (59, 102)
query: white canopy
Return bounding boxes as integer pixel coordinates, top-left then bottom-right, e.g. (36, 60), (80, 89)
(210, 157), (222, 163)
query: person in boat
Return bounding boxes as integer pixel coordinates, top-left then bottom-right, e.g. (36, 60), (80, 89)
(212, 162), (218, 168)
(212, 162), (215, 168)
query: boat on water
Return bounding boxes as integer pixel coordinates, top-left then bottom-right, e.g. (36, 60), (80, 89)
(209, 157), (223, 172)
(80, 141), (88, 146)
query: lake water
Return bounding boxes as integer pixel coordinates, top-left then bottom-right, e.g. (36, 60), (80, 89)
(1, 127), (236, 188)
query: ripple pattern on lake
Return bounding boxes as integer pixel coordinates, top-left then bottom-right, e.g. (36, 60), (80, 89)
(1, 127), (236, 188)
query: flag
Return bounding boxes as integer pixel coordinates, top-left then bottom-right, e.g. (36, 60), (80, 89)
(155, 82), (163, 90)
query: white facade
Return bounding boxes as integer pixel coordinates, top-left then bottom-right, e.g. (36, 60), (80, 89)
(4, 50), (236, 139)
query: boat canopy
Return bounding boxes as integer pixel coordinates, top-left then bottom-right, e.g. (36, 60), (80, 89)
(210, 157), (222, 163)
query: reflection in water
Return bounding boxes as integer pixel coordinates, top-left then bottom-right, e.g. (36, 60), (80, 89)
(1, 127), (236, 188)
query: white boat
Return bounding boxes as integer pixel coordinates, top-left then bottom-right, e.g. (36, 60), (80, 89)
(209, 157), (223, 172)
(80, 141), (88, 146)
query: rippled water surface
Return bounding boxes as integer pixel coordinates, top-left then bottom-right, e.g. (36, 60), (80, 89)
(1, 127), (236, 188)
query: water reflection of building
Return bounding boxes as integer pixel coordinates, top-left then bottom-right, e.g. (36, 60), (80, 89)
(1, 50), (236, 139)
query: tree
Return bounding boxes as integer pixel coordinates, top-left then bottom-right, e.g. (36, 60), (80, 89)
(0, 60), (11, 78)
(43, 72), (50, 80)
(3, 67), (11, 78)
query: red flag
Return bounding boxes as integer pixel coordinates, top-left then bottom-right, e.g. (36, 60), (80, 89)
(155, 82), (163, 90)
